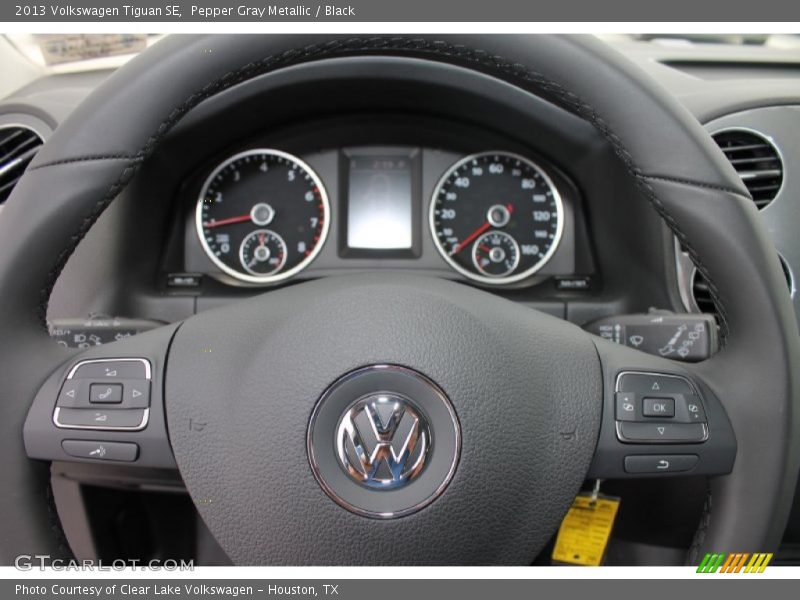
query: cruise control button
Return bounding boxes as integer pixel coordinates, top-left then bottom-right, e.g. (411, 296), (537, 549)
(62, 440), (139, 462)
(71, 359), (149, 380)
(624, 454), (699, 474)
(89, 383), (123, 404)
(643, 397), (675, 418)
(54, 408), (147, 429)
(617, 421), (707, 443)
(615, 392), (637, 421)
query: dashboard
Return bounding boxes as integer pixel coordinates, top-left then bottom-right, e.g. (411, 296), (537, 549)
(8, 42), (800, 344)
(4, 41), (800, 343)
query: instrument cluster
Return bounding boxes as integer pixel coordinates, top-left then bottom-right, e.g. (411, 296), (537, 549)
(187, 146), (575, 287)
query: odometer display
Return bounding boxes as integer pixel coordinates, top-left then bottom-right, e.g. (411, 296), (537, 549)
(430, 151), (563, 285)
(196, 149), (329, 283)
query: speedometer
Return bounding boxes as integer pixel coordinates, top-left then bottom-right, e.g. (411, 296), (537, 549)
(196, 149), (330, 284)
(430, 151), (563, 285)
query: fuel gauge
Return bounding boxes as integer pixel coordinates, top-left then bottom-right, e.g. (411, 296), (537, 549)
(471, 231), (520, 278)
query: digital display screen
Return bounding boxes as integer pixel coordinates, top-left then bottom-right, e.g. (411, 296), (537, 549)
(346, 155), (413, 250)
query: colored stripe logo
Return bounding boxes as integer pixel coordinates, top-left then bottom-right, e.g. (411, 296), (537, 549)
(697, 553), (773, 573)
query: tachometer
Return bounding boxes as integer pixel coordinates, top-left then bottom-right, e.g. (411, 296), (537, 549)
(430, 151), (563, 285)
(196, 149), (329, 283)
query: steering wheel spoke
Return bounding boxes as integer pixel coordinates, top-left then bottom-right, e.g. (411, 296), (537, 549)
(23, 323), (179, 470)
(588, 338), (736, 479)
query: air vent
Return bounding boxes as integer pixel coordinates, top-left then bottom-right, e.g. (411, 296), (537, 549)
(0, 125), (43, 205)
(712, 129), (783, 209)
(692, 256), (794, 319)
(690, 270), (718, 316)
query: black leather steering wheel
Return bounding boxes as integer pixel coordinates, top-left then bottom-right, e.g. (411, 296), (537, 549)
(2, 34), (799, 565)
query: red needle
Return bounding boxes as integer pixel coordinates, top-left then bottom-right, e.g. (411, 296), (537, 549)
(450, 221), (491, 256)
(203, 214), (251, 228)
(450, 204), (514, 256)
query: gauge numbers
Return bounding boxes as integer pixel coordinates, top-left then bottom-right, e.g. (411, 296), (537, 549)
(196, 149), (329, 284)
(430, 151), (563, 285)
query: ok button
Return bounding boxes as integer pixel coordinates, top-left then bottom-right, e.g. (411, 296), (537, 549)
(642, 397), (675, 418)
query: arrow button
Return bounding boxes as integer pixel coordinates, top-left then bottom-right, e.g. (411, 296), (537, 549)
(123, 381), (151, 408)
(57, 381), (88, 408)
(617, 422), (707, 443)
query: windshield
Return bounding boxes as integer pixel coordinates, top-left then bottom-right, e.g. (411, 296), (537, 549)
(6, 33), (800, 76)
(623, 33), (800, 48)
(4, 33), (162, 73)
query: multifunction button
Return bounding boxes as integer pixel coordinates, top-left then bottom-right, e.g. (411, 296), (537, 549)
(614, 372), (708, 444)
(61, 440), (139, 462)
(90, 383), (123, 404)
(70, 360), (148, 380)
(623, 454), (699, 474)
(617, 422), (706, 443)
(54, 359), (151, 431)
(55, 407), (146, 429)
(642, 397), (674, 417)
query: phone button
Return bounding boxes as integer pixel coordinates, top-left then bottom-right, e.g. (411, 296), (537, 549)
(89, 383), (123, 404)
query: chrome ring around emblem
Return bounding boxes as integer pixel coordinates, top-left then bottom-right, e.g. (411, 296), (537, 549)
(336, 393), (431, 489)
(307, 365), (460, 519)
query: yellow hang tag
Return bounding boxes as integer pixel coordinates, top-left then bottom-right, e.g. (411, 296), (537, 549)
(552, 494), (620, 566)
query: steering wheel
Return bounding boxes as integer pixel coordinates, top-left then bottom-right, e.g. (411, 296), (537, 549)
(2, 35), (798, 565)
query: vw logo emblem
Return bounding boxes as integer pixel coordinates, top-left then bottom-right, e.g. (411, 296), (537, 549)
(307, 365), (460, 518)
(336, 394), (430, 489)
